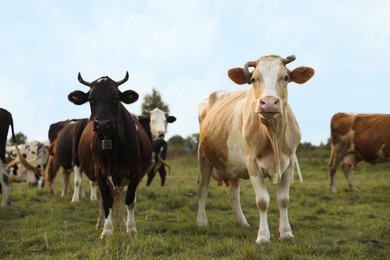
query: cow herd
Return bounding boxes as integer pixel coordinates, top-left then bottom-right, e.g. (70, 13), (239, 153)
(0, 54), (389, 244)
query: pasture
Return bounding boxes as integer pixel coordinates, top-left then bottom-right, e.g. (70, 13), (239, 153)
(0, 153), (389, 259)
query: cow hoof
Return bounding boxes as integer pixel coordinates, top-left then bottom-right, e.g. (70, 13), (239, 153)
(256, 235), (270, 244)
(280, 232), (294, 240)
(240, 223), (251, 228)
(100, 229), (113, 240)
(127, 227), (137, 234)
(197, 215), (209, 226)
(71, 197), (79, 203)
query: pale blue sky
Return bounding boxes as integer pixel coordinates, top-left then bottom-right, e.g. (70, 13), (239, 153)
(1, 0), (389, 145)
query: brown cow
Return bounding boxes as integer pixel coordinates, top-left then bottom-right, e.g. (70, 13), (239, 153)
(46, 118), (95, 201)
(68, 72), (152, 239)
(197, 55), (314, 243)
(329, 113), (390, 192)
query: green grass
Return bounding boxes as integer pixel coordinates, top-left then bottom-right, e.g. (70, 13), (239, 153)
(0, 155), (389, 259)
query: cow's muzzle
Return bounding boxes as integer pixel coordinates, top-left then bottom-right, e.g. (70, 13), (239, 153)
(94, 119), (112, 134)
(258, 96), (281, 118)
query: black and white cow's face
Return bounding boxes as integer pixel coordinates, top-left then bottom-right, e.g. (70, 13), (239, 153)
(148, 108), (176, 139)
(68, 72), (139, 137)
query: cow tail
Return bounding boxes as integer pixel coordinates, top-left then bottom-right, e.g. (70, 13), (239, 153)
(45, 155), (53, 182)
(158, 153), (171, 175)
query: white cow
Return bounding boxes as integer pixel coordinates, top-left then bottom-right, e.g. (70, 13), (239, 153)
(197, 54), (314, 243)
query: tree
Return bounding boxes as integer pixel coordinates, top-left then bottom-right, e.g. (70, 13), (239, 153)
(141, 88), (169, 116)
(8, 131), (27, 145)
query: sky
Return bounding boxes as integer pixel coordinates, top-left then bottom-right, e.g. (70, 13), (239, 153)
(1, 0), (389, 146)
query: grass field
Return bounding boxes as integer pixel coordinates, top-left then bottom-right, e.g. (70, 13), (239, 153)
(0, 154), (389, 259)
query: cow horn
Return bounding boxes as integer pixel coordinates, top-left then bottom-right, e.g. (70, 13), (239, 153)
(116, 71), (129, 86)
(78, 73), (92, 87)
(243, 61), (256, 84)
(283, 55), (296, 65)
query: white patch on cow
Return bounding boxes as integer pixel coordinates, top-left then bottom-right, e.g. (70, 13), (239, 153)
(376, 144), (388, 160)
(90, 180), (98, 201)
(126, 203), (137, 234)
(71, 165), (83, 202)
(257, 58), (282, 98)
(97, 77), (107, 83)
(100, 209), (114, 239)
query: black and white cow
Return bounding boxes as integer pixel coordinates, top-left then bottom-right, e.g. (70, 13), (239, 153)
(6, 141), (48, 189)
(138, 108), (176, 186)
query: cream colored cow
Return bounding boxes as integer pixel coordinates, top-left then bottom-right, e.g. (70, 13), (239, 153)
(197, 54), (314, 243)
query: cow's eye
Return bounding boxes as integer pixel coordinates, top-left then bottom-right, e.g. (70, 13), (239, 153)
(284, 75), (289, 81)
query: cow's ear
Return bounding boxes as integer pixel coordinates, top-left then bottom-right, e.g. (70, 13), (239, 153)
(290, 67), (315, 84)
(227, 68), (248, 85)
(120, 90), (139, 104)
(167, 116), (176, 123)
(68, 91), (89, 105)
(138, 115), (150, 124)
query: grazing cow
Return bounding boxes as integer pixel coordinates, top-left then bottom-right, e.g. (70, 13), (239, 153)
(46, 118), (96, 201)
(6, 140), (49, 189)
(68, 72), (152, 239)
(197, 55), (314, 243)
(328, 113), (390, 192)
(0, 108), (15, 206)
(138, 108), (176, 186)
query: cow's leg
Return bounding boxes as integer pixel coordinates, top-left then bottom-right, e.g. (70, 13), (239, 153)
(71, 165), (83, 202)
(61, 170), (71, 198)
(125, 180), (139, 234)
(329, 157), (341, 193)
(277, 167), (293, 240)
(37, 175), (45, 190)
(146, 168), (156, 186)
(90, 180), (98, 201)
(197, 147), (212, 226)
(226, 179), (249, 227)
(46, 156), (59, 194)
(342, 164), (359, 191)
(114, 187), (126, 229)
(250, 175), (270, 244)
(0, 164), (11, 206)
(159, 166), (167, 186)
(96, 191), (104, 228)
(96, 174), (114, 239)
(146, 153), (156, 186)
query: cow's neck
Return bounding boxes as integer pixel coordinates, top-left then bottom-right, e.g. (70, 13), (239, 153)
(260, 111), (288, 183)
